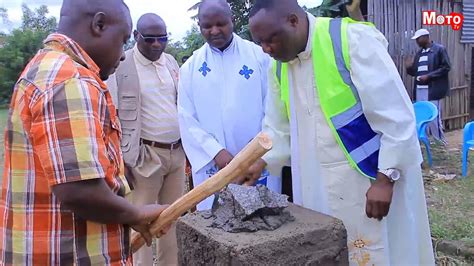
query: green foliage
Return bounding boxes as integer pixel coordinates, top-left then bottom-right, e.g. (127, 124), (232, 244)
(306, 0), (351, 18)
(227, 0), (254, 40)
(425, 143), (474, 245)
(165, 25), (205, 65)
(21, 4), (57, 33)
(0, 7), (11, 31)
(0, 5), (57, 104)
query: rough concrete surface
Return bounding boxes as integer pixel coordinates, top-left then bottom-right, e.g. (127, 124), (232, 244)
(208, 184), (294, 233)
(176, 204), (348, 266)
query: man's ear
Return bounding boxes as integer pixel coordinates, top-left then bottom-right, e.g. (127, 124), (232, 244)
(133, 30), (139, 42)
(288, 13), (299, 29)
(91, 12), (107, 37)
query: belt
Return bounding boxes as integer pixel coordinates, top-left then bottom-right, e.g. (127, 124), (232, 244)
(141, 139), (181, 150)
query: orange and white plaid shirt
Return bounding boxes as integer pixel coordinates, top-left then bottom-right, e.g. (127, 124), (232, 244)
(0, 33), (132, 265)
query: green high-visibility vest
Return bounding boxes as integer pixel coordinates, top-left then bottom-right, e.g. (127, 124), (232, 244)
(274, 17), (380, 179)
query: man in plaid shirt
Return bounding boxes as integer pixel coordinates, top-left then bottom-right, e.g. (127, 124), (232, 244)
(0, 0), (168, 265)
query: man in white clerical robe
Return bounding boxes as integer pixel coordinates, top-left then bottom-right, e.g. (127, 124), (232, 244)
(178, 0), (278, 210)
(248, 0), (435, 265)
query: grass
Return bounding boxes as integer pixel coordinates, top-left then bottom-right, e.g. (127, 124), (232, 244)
(423, 136), (474, 245)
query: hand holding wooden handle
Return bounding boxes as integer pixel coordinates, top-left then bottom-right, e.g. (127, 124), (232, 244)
(130, 132), (273, 253)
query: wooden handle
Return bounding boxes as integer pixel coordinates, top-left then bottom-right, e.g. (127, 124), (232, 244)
(130, 132), (272, 253)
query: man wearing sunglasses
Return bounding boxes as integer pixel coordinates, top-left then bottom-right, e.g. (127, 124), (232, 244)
(107, 13), (185, 266)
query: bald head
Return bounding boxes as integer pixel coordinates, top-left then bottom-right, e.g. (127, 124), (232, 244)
(137, 13), (166, 33)
(249, 0), (308, 62)
(197, 0), (234, 50)
(249, 0), (304, 19)
(59, 0), (131, 32)
(58, 0), (132, 80)
(198, 0), (232, 20)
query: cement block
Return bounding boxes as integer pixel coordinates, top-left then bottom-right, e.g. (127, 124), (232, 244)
(176, 204), (348, 266)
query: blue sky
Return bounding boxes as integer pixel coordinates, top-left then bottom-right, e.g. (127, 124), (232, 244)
(0, 0), (323, 41)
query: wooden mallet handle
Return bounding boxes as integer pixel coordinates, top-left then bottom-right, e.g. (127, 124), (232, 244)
(130, 132), (272, 253)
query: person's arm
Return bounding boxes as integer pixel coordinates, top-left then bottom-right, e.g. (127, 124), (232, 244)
(31, 78), (167, 243)
(348, 24), (423, 220)
(244, 51), (274, 185)
(259, 64), (291, 177)
(348, 23), (422, 172)
(405, 55), (417, 77)
(345, 0), (365, 21)
(52, 179), (161, 225)
(177, 63), (226, 173)
(427, 46), (451, 80)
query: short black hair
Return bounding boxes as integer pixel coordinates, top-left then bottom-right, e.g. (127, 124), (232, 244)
(249, 0), (278, 18)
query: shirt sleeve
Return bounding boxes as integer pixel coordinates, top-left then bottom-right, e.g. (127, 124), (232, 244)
(259, 53), (271, 106)
(348, 23), (423, 171)
(30, 78), (111, 186)
(177, 63), (224, 173)
(261, 64), (291, 176)
(427, 45), (451, 79)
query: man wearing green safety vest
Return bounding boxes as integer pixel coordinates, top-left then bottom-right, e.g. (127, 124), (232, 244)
(247, 0), (435, 264)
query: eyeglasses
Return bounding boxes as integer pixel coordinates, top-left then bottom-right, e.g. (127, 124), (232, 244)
(137, 31), (168, 44)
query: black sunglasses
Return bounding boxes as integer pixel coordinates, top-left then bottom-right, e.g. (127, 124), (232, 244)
(137, 31), (168, 44)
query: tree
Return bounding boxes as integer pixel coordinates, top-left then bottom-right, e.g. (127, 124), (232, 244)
(0, 5), (57, 104)
(0, 7), (12, 32)
(182, 25), (205, 53)
(306, 0), (362, 19)
(165, 40), (185, 63)
(227, 0), (254, 39)
(21, 4), (57, 33)
(165, 25), (205, 65)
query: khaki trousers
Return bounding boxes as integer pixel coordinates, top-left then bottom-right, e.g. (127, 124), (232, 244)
(131, 144), (186, 266)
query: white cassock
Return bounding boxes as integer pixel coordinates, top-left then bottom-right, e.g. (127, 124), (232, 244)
(262, 13), (435, 265)
(178, 34), (279, 210)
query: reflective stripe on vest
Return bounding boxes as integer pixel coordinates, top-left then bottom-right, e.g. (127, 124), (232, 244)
(274, 17), (380, 179)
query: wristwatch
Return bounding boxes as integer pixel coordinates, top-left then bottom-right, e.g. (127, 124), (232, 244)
(379, 169), (401, 182)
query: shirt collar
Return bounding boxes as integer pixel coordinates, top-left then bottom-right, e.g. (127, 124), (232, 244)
(289, 12), (316, 64)
(44, 33), (100, 75)
(208, 33), (237, 54)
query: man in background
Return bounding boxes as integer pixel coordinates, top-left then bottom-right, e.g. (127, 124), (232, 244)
(406, 29), (451, 144)
(107, 13), (185, 266)
(178, 0), (278, 211)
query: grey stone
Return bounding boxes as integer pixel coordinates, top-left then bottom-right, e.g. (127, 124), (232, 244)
(207, 184), (294, 233)
(176, 204), (349, 266)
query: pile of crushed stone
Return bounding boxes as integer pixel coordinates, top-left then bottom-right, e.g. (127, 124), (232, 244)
(204, 184), (294, 233)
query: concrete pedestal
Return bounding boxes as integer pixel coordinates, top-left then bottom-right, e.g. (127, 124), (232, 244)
(176, 204), (348, 266)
